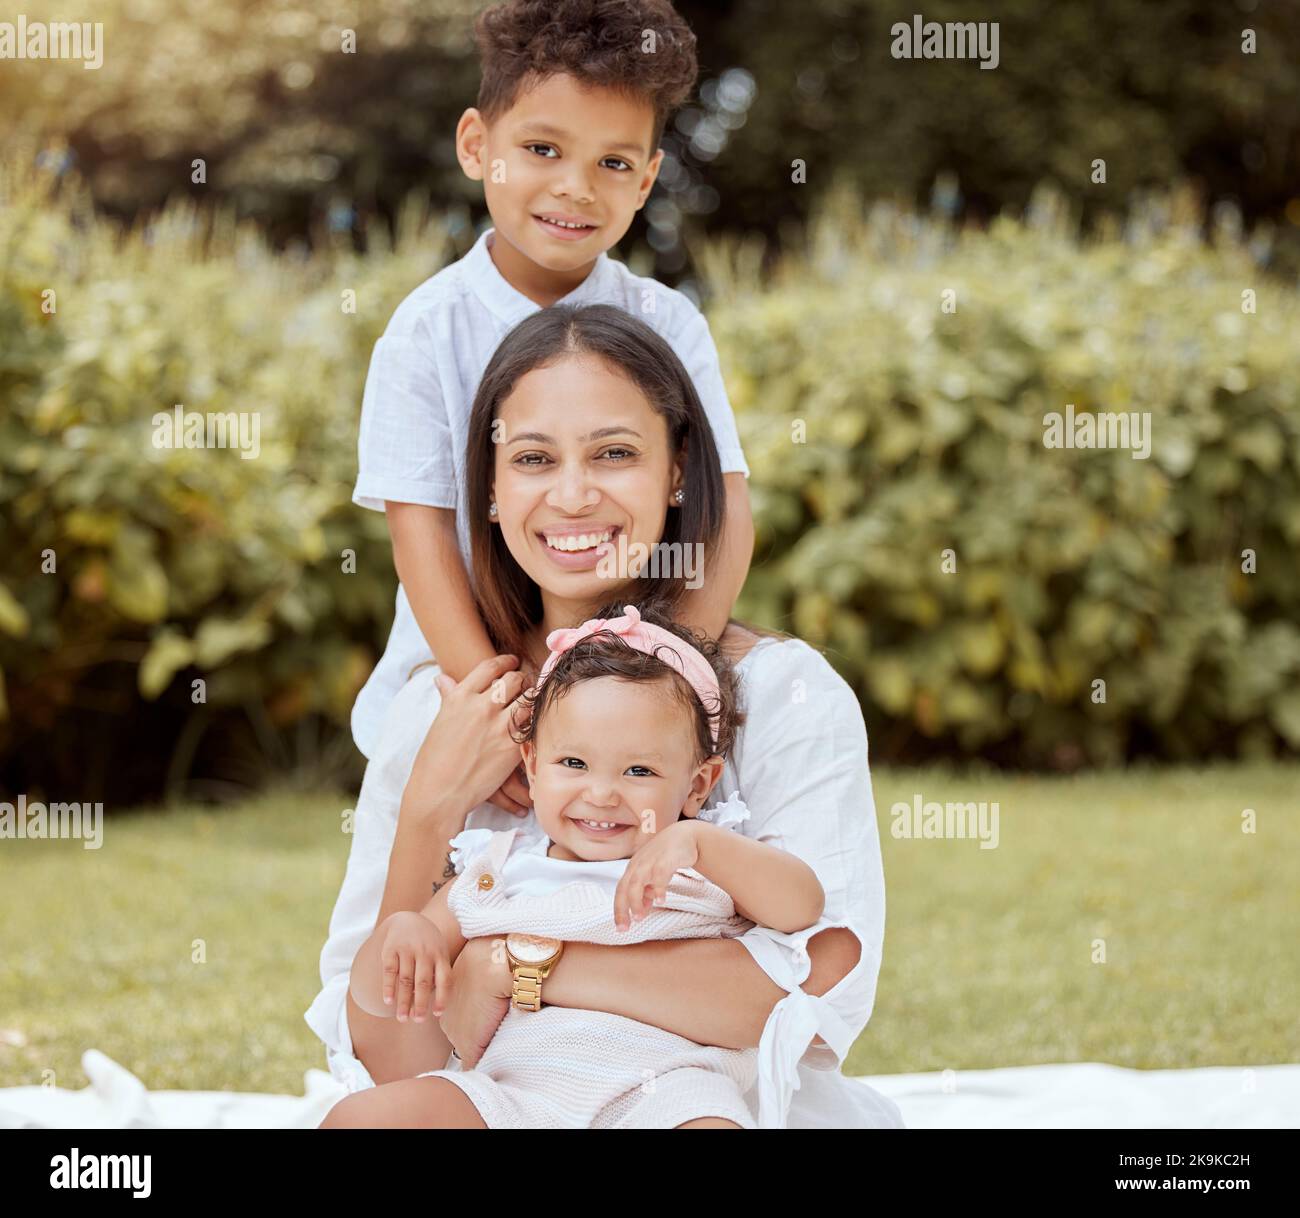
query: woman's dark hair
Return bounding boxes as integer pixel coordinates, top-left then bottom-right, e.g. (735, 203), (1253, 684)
(513, 604), (744, 761)
(467, 303), (726, 661)
(473, 0), (698, 156)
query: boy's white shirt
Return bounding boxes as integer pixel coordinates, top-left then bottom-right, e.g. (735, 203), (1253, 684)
(306, 635), (905, 1130)
(350, 226), (749, 760)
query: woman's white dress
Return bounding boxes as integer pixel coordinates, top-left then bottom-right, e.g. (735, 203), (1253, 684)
(305, 635), (904, 1129)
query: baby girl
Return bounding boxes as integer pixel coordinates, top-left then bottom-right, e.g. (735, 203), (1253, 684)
(329, 603), (824, 1128)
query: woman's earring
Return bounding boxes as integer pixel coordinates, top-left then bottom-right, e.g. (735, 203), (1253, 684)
(673, 488), (685, 506)
(488, 502), (498, 519)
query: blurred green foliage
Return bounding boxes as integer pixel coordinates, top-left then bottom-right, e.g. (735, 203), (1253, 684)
(2, 0), (1296, 271)
(0, 0), (483, 241)
(716, 0), (1300, 266)
(710, 182), (1300, 767)
(1, 155), (1297, 802)
(0, 152), (455, 800)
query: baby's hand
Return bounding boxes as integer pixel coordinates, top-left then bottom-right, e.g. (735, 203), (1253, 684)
(613, 820), (701, 931)
(378, 911), (452, 1024)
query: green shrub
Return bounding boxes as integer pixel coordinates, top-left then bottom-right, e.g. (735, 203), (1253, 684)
(2, 155), (1297, 800)
(709, 183), (1300, 766)
(0, 154), (450, 798)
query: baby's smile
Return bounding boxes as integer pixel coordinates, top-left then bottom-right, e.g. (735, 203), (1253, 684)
(568, 815), (633, 838)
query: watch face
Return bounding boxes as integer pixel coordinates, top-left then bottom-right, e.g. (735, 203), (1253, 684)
(507, 933), (560, 964)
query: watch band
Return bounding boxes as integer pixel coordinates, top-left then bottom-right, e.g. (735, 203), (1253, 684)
(510, 964), (548, 1012)
(507, 939), (563, 1012)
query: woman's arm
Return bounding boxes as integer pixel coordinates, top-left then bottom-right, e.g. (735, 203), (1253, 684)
(376, 797), (462, 926)
(350, 660), (534, 1081)
(721, 650), (886, 1065)
(538, 928), (858, 1050)
(304, 656), (529, 1087)
(445, 926), (859, 1065)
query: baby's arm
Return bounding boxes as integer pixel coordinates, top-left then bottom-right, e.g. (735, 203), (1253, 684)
(690, 822), (824, 934)
(618, 818), (824, 935)
(386, 502), (498, 681)
(349, 876), (469, 1044)
(676, 473), (754, 641)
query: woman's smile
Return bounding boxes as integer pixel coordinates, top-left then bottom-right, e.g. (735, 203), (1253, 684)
(536, 524), (622, 570)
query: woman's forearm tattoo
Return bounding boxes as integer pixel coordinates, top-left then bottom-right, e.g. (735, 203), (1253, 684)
(431, 850), (456, 895)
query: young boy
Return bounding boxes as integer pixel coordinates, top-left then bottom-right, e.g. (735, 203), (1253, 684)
(352, 0), (754, 810)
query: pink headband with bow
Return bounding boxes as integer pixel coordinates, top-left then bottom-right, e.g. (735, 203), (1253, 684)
(534, 604), (722, 750)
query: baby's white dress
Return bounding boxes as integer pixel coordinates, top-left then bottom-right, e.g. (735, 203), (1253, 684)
(415, 794), (759, 1128)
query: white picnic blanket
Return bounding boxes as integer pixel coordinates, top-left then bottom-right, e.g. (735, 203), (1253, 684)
(2, 1050), (1296, 1128)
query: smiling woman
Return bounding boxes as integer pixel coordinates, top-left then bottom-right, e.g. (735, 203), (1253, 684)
(466, 305), (724, 662)
(307, 303), (902, 1129)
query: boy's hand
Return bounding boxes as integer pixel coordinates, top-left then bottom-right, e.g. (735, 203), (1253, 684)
(379, 911), (452, 1024)
(612, 820), (703, 931)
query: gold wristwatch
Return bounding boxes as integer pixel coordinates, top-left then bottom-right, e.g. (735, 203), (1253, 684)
(504, 933), (564, 1011)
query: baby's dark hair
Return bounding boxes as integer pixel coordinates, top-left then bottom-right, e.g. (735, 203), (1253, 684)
(473, 0), (699, 156)
(514, 603), (744, 762)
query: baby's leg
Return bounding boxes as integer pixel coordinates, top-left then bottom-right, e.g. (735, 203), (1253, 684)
(599, 1064), (755, 1129)
(319, 1076), (486, 1129)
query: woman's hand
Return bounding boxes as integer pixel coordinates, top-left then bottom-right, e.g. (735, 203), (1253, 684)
(612, 820), (701, 931)
(399, 655), (529, 825)
(378, 911), (451, 1024)
(438, 937), (513, 1068)
(473, 657), (541, 816)
(484, 763), (532, 818)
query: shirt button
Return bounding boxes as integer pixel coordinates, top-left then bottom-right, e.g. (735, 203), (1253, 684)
(477, 874), (495, 891)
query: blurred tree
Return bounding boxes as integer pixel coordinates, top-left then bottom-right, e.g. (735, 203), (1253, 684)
(700, 0), (1300, 270)
(2, 0), (1296, 267)
(0, 0), (484, 243)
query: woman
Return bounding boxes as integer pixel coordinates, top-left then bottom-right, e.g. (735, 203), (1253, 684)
(305, 304), (902, 1128)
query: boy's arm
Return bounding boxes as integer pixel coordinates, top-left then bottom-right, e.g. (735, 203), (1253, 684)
(386, 502), (498, 682)
(677, 473), (754, 641)
(689, 821), (825, 934)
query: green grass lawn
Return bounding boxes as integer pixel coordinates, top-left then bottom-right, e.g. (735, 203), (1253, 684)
(2, 764), (1296, 1094)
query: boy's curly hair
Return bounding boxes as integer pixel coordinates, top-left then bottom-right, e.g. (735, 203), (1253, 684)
(514, 602), (744, 762)
(473, 0), (698, 156)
